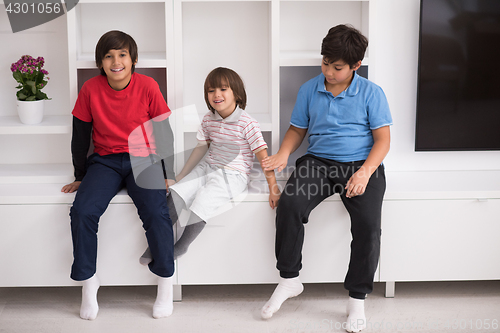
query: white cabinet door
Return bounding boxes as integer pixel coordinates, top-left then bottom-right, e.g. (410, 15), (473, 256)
(0, 204), (75, 286)
(177, 200), (354, 285)
(176, 202), (277, 285)
(380, 199), (500, 281)
(0, 203), (158, 287)
(300, 201), (353, 283)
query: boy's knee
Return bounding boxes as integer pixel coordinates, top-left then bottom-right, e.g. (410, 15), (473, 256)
(139, 205), (171, 227)
(276, 193), (309, 225)
(70, 203), (100, 221)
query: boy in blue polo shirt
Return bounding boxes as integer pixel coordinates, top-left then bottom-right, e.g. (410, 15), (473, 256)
(261, 25), (392, 333)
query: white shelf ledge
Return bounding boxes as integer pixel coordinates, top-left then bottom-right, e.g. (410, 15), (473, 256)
(77, 0), (165, 3)
(280, 51), (369, 67)
(0, 116), (71, 135)
(0, 183), (133, 205)
(0, 164), (74, 184)
(76, 52), (167, 69)
(384, 170), (500, 200)
(183, 111), (272, 132)
(1, 170), (498, 205)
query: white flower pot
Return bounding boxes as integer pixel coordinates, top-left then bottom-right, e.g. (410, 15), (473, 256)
(17, 100), (44, 125)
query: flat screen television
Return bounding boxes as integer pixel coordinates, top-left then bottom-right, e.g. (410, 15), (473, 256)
(415, 0), (500, 151)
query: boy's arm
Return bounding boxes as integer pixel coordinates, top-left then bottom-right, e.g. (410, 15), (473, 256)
(176, 141), (210, 181)
(345, 126), (391, 198)
(61, 116), (92, 193)
(152, 117), (176, 187)
(255, 149), (280, 209)
(262, 125), (307, 172)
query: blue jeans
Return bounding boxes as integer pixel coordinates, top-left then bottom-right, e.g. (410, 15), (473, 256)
(70, 153), (174, 280)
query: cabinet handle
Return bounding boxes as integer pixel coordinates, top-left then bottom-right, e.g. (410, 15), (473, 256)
(476, 198), (488, 202)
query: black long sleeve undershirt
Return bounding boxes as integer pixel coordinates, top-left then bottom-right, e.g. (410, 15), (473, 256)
(71, 116), (175, 181)
(71, 116), (92, 181)
(152, 117), (176, 180)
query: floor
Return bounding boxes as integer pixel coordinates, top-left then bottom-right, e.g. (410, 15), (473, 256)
(0, 281), (499, 333)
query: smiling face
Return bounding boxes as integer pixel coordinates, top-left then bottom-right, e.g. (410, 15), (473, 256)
(100, 48), (137, 91)
(207, 83), (237, 118)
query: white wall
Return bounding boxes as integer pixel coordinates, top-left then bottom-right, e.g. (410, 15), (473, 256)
(1, 0), (498, 170)
(0, 9), (70, 116)
(371, 0), (500, 172)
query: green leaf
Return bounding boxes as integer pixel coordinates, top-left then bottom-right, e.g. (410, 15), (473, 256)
(17, 92), (27, 100)
(36, 90), (48, 100)
(27, 81), (36, 94)
(26, 96), (36, 101)
(35, 72), (44, 85)
(13, 71), (23, 83)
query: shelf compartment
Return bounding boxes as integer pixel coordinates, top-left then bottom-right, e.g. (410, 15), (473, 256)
(181, 1), (271, 123)
(280, 1), (369, 62)
(77, 68), (168, 101)
(74, 2), (167, 67)
(0, 116), (71, 135)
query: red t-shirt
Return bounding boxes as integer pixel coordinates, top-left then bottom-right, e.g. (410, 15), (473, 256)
(72, 73), (171, 157)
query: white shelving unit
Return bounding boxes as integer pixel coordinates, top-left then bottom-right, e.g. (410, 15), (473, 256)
(1, 0), (500, 297)
(0, 0), (377, 289)
(1, 0), (499, 299)
(0, 115), (71, 135)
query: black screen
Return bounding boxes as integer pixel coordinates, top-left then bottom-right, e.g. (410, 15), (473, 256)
(416, 0), (500, 151)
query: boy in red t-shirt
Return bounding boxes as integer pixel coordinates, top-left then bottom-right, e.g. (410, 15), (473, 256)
(61, 30), (175, 320)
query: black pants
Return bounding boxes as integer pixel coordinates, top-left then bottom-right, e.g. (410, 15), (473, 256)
(275, 154), (386, 299)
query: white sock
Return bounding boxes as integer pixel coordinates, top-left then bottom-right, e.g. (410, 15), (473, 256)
(153, 276), (173, 319)
(346, 297), (366, 332)
(261, 277), (304, 319)
(80, 274), (100, 320)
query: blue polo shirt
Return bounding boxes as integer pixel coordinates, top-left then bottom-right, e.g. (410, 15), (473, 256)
(290, 72), (392, 162)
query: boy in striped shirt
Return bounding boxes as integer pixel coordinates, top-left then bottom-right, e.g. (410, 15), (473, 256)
(141, 67), (279, 262)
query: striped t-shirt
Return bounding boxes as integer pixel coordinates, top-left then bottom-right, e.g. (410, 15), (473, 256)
(196, 107), (268, 175)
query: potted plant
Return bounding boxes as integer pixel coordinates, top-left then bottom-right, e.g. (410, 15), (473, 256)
(11, 55), (50, 124)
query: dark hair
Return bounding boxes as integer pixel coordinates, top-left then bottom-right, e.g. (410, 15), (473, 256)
(204, 67), (247, 113)
(321, 24), (368, 68)
(95, 30), (138, 76)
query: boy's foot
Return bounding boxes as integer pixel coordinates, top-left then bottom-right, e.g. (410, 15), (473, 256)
(261, 277), (304, 319)
(153, 276), (173, 319)
(346, 297), (366, 332)
(139, 247), (152, 266)
(173, 220), (206, 260)
(80, 274), (100, 320)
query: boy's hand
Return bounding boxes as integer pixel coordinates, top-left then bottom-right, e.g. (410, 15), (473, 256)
(165, 179), (176, 190)
(345, 170), (370, 198)
(262, 152), (288, 172)
(268, 186), (281, 209)
(61, 181), (81, 193)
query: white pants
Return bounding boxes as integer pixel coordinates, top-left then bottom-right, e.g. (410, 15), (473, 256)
(170, 161), (248, 225)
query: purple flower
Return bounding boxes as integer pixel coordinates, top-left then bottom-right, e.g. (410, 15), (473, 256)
(12, 54), (50, 100)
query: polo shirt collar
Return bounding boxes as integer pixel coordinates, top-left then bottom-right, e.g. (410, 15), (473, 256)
(317, 71), (360, 97)
(210, 106), (243, 123)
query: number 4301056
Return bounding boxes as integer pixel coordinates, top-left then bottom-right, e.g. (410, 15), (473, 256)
(5, 2), (62, 14)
